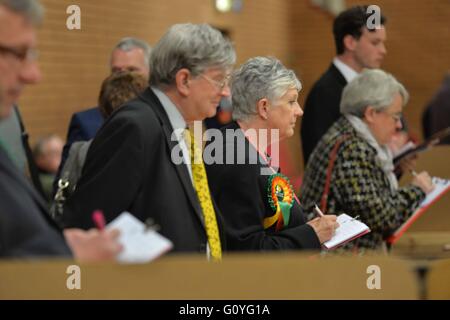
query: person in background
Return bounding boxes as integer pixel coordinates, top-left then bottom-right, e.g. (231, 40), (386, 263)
(54, 37), (152, 195)
(52, 71), (147, 221)
(422, 72), (450, 144)
(300, 69), (434, 251)
(300, 5), (387, 165)
(33, 134), (64, 201)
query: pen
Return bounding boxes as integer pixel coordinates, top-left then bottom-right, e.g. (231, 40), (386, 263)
(92, 210), (106, 230)
(314, 204), (324, 217)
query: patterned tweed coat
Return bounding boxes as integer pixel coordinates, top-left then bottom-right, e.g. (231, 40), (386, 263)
(300, 116), (426, 249)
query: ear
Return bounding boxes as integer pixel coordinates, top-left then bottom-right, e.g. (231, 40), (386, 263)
(343, 34), (357, 52)
(364, 106), (377, 124)
(256, 98), (270, 120)
(175, 68), (191, 97)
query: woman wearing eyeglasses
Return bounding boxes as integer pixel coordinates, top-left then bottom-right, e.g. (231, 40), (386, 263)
(205, 56), (338, 251)
(300, 69), (434, 250)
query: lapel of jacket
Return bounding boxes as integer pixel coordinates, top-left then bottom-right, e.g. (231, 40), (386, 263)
(329, 63), (348, 87)
(0, 146), (61, 230)
(138, 87), (205, 228)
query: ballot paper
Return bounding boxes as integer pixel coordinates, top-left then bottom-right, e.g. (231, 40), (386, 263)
(388, 177), (450, 244)
(323, 214), (370, 250)
(107, 212), (173, 263)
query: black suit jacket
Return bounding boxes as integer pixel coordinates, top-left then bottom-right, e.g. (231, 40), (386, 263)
(300, 64), (347, 165)
(62, 87), (225, 254)
(205, 122), (320, 251)
(0, 147), (70, 257)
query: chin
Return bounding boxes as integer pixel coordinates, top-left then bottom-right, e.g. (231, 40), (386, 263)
(208, 106), (219, 117)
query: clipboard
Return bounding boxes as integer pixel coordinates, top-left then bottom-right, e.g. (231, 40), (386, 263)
(387, 177), (450, 244)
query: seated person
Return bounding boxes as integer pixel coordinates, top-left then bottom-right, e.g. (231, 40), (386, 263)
(205, 57), (338, 251)
(52, 72), (147, 220)
(300, 69), (435, 250)
(33, 134), (64, 201)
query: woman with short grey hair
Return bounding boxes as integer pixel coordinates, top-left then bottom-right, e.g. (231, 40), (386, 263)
(205, 56), (338, 251)
(340, 69), (409, 117)
(231, 56), (302, 122)
(301, 69), (434, 250)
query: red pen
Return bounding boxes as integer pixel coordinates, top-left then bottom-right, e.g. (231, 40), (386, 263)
(92, 210), (106, 230)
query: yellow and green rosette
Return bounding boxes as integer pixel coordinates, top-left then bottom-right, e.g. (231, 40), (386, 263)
(263, 173), (294, 231)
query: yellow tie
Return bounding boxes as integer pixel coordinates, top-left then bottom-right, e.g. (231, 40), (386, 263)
(185, 129), (222, 261)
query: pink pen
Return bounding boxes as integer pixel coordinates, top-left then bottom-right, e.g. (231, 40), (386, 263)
(92, 210), (106, 230)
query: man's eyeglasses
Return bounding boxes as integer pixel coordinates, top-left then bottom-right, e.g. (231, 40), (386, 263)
(0, 44), (38, 63)
(199, 74), (230, 91)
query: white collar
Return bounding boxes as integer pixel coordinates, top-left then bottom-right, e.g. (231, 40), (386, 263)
(333, 57), (359, 83)
(151, 86), (187, 136)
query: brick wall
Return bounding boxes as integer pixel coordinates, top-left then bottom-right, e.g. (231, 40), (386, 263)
(18, 0), (450, 180)
(290, 0), (450, 176)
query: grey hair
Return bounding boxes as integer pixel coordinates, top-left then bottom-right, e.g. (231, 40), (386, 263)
(111, 37), (152, 67)
(0, 0), (44, 25)
(340, 69), (409, 117)
(231, 56), (302, 121)
(149, 23), (236, 87)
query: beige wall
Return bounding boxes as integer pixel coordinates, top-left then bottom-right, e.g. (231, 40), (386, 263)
(18, 0), (450, 179)
(291, 0), (450, 175)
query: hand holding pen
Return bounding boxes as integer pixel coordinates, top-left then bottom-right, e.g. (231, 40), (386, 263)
(306, 204), (339, 244)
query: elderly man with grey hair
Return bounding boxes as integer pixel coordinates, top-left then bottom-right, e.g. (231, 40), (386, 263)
(205, 57), (339, 251)
(54, 36), (152, 196)
(301, 69), (434, 250)
(63, 23), (235, 260)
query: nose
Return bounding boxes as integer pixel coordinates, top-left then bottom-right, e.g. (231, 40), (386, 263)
(19, 60), (42, 84)
(395, 118), (403, 130)
(221, 84), (231, 97)
(295, 102), (303, 117)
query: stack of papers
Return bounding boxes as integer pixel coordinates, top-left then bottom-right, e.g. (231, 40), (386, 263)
(107, 212), (173, 263)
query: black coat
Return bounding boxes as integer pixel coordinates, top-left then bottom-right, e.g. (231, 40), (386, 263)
(62, 87), (226, 254)
(300, 64), (347, 165)
(0, 147), (70, 257)
(205, 122), (320, 251)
